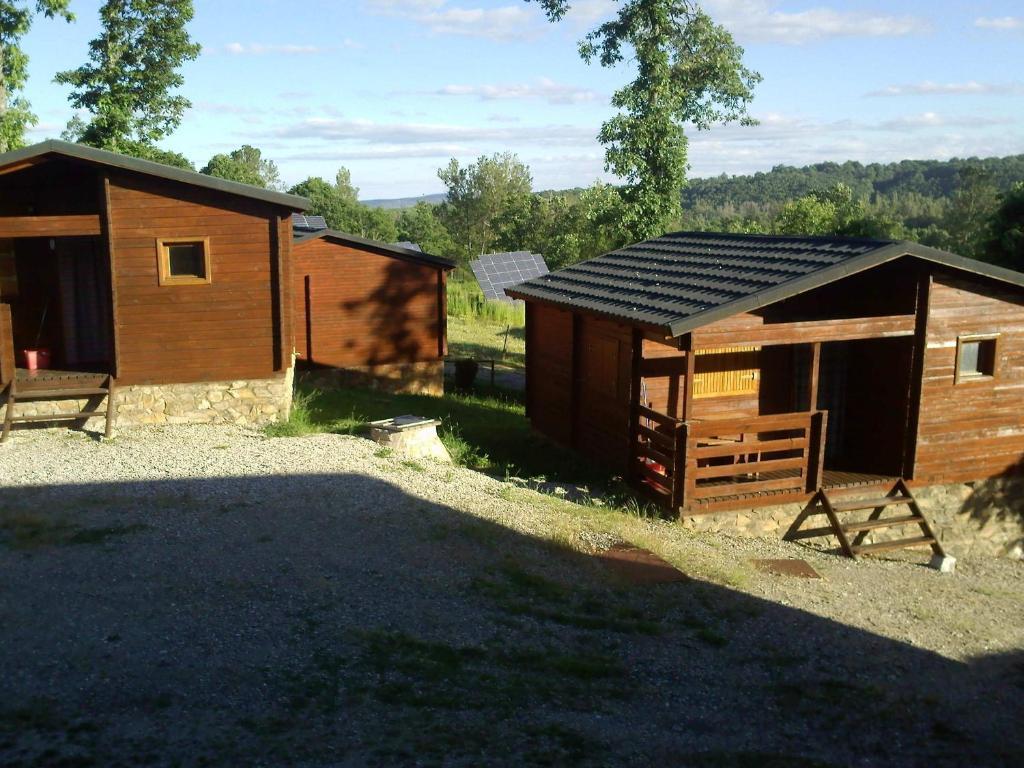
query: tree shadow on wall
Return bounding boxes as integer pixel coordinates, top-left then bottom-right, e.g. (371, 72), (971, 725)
(0, 469), (1022, 765)
(958, 455), (1024, 556)
(330, 258), (440, 394)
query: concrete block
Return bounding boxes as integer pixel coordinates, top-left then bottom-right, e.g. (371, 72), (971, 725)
(929, 554), (957, 574)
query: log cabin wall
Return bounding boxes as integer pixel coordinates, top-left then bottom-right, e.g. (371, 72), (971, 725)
(524, 304), (635, 472)
(574, 314), (634, 470)
(292, 238), (444, 369)
(914, 272), (1024, 483)
(106, 170), (291, 386)
(525, 302), (574, 446)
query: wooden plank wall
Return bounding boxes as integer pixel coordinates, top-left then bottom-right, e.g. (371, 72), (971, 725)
(574, 315), (634, 470)
(525, 302), (574, 446)
(914, 273), (1024, 483)
(107, 172), (287, 385)
(292, 238), (443, 368)
(639, 336), (761, 420)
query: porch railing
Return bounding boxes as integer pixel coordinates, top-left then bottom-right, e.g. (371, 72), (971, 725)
(632, 407), (828, 513)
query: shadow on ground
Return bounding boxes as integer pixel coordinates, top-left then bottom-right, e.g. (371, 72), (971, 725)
(0, 472), (1021, 767)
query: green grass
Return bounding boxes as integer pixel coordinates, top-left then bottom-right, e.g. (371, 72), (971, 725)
(0, 510), (148, 551)
(447, 316), (525, 368)
(267, 382), (604, 485)
(448, 277), (525, 326)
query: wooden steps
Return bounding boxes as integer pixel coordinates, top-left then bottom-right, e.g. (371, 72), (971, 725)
(784, 478), (945, 561)
(1, 369), (117, 443)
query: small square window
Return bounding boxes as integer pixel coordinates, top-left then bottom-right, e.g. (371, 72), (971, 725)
(956, 335), (998, 383)
(157, 238), (211, 285)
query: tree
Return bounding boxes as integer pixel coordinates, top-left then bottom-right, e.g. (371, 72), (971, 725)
(530, 0), (760, 240)
(0, 1), (74, 151)
(986, 182), (1024, 270)
(56, 0), (200, 156)
(436, 152), (533, 261)
(774, 184), (899, 238)
(289, 170), (398, 243)
(943, 168), (1000, 259)
(201, 145), (282, 189)
(396, 202), (455, 256)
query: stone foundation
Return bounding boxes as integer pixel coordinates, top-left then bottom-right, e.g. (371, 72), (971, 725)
(680, 477), (1024, 559)
(297, 360), (444, 396)
(1, 369), (294, 433)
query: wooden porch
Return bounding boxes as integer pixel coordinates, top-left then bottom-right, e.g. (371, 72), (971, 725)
(1, 304), (116, 441)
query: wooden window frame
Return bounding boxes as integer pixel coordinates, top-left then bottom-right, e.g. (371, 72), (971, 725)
(156, 237), (212, 286)
(954, 333), (1000, 384)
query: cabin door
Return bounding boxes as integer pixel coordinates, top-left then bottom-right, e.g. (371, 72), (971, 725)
(56, 237), (113, 368)
(816, 338), (913, 476)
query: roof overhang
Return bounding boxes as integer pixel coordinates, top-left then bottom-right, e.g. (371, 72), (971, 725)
(0, 139), (310, 211)
(293, 229), (456, 270)
(509, 241), (1024, 338)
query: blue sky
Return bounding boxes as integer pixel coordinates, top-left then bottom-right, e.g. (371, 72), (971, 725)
(19, 0), (1024, 199)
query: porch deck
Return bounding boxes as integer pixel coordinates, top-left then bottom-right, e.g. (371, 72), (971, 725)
(632, 404), (901, 515)
(682, 469), (896, 514)
(14, 367), (111, 393)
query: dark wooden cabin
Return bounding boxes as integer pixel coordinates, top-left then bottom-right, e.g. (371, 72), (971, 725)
(0, 140), (307, 438)
(508, 233), (1024, 546)
(291, 223), (455, 394)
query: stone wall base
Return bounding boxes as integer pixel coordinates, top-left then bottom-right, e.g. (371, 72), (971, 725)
(680, 477), (1024, 559)
(1, 371), (294, 433)
(297, 360), (444, 396)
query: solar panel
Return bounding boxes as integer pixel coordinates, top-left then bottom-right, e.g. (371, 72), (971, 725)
(470, 251), (549, 302)
(393, 241), (422, 252)
(292, 213), (328, 232)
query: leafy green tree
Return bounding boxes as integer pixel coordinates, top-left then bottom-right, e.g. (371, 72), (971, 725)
(943, 168), (1000, 259)
(0, 1), (74, 151)
(531, 0), (760, 241)
(774, 184), (899, 238)
(289, 171), (398, 243)
(437, 153), (533, 261)
(396, 202), (455, 256)
(201, 145), (282, 189)
(56, 0), (200, 156)
(986, 182), (1024, 270)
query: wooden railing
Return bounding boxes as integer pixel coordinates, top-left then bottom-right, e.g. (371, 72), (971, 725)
(632, 407), (828, 513)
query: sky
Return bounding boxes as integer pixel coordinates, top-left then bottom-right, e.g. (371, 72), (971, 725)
(18, 0), (1024, 199)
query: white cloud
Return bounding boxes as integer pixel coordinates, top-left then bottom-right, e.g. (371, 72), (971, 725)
(974, 16), (1024, 31)
(272, 115), (595, 146)
(705, 0), (930, 45)
(867, 81), (1024, 97)
(366, 0), (542, 41)
(432, 78), (598, 104)
(222, 42), (329, 55)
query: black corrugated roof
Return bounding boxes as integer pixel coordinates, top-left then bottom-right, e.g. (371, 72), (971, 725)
(293, 228), (456, 270)
(0, 139), (309, 210)
(506, 231), (1024, 337)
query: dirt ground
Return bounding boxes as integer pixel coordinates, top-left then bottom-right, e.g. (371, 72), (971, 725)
(0, 426), (1022, 767)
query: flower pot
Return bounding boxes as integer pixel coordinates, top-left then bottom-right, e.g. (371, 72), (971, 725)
(22, 348), (51, 371)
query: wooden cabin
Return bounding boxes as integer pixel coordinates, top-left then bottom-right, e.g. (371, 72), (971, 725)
(508, 233), (1024, 552)
(292, 222), (455, 395)
(0, 140), (307, 438)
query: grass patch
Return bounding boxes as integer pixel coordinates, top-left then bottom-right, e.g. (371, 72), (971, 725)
(447, 316), (525, 368)
(272, 383), (603, 485)
(263, 389), (319, 437)
(352, 629), (624, 711)
(0, 511), (148, 551)
(472, 561), (667, 635)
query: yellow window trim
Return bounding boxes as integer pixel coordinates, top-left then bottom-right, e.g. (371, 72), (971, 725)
(156, 237), (212, 286)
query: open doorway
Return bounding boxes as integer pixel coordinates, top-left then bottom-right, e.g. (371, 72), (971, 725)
(2, 236), (113, 372)
(816, 338), (914, 477)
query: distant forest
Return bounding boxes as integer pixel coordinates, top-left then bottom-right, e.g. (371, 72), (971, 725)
(681, 155), (1024, 222)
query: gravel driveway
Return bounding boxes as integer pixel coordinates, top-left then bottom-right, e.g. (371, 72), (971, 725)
(0, 425), (1022, 767)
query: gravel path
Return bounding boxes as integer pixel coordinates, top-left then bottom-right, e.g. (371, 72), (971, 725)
(0, 425), (1022, 767)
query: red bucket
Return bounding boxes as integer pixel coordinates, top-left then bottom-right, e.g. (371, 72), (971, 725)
(22, 348), (52, 371)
